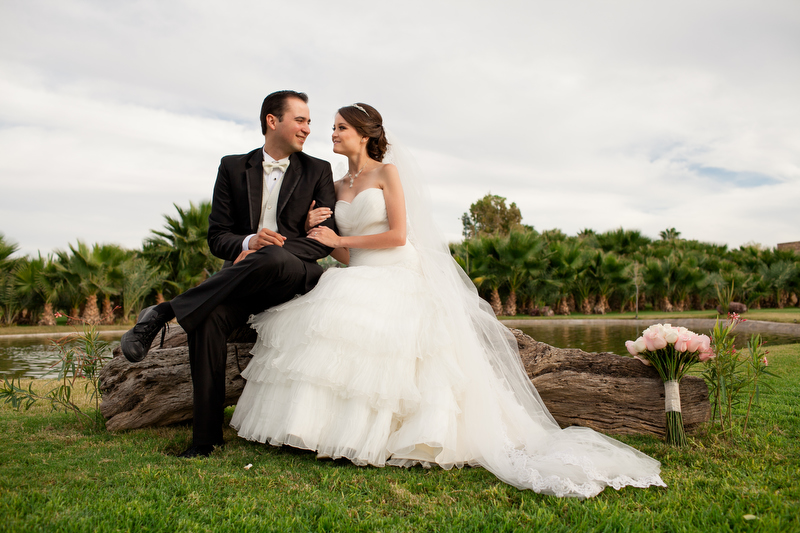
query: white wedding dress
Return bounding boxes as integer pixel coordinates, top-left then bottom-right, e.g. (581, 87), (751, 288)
(231, 187), (666, 498)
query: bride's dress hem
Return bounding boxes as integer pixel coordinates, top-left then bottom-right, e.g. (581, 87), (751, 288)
(231, 423), (666, 499)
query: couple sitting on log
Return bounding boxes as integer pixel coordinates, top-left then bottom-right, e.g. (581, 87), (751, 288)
(115, 90), (667, 498)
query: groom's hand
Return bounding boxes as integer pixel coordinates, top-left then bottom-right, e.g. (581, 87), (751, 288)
(248, 228), (287, 250)
(233, 250), (256, 264)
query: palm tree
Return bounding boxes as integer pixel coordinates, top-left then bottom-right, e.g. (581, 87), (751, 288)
(142, 201), (223, 298)
(120, 257), (167, 321)
(760, 246), (799, 266)
(758, 261), (798, 308)
(488, 231), (548, 316)
(92, 244), (131, 324)
(468, 235), (504, 315)
(737, 272), (768, 309)
(659, 227), (681, 241)
(597, 228), (652, 256)
(729, 244), (763, 273)
(668, 252), (706, 311)
(583, 251), (632, 314)
(0, 234), (22, 324)
(0, 234), (18, 266)
(540, 228), (567, 243)
(53, 242), (119, 324)
(35, 258), (62, 325)
(673, 247), (719, 310)
(643, 256), (678, 311)
(630, 261), (644, 316)
(449, 241), (469, 275)
(13, 256), (46, 324)
(546, 239), (587, 315)
(52, 260), (84, 323)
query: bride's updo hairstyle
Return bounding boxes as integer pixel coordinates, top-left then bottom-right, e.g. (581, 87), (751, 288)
(338, 103), (389, 161)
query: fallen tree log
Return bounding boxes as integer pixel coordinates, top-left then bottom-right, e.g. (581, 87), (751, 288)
(99, 325), (255, 431)
(100, 326), (710, 437)
(514, 329), (710, 437)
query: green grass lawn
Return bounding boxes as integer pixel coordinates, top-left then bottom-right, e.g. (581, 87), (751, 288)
(738, 308), (800, 324)
(1, 344), (798, 532)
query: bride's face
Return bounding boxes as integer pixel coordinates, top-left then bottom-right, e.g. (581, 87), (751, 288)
(331, 114), (365, 156)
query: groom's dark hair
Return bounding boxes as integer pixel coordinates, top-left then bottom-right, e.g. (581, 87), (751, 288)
(260, 90), (309, 135)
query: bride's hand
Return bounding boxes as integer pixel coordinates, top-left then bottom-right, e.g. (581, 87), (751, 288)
(307, 226), (341, 247)
(305, 200), (332, 232)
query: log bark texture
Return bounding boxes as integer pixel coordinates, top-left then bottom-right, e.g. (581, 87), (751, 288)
(514, 329), (710, 437)
(99, 325), (255, 431)
(100, 326), (710, 437)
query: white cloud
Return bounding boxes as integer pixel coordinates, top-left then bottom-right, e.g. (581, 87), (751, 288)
(1, 0), (799, 256)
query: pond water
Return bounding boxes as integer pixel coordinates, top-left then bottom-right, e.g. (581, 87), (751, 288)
(516, 322), (800, 356)
(1, 323), (799, 379)
(0, 333), (122, 380)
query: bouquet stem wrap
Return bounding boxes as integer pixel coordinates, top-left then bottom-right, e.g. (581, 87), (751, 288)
(664, 380), (681, 413)
(663, 380), (687, 446)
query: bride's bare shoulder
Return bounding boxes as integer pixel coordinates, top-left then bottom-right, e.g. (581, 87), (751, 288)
(374, 164), (402, 195)
(375, 163), (399, 181)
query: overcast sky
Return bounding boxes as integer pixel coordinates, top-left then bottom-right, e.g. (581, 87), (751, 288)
(1, 0), (799, 258)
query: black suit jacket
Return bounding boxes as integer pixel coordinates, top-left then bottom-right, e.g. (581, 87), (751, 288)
(207, 148), (337, 265)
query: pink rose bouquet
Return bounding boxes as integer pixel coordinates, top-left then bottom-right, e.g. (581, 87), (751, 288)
(625, 323), (714, 446)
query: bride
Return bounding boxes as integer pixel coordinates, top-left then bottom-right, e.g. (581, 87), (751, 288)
(230, 103), (667, 498)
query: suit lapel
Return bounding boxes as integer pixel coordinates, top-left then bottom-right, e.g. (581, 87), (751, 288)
(278, 153), (302, 217)
(245, 149), (263, 232)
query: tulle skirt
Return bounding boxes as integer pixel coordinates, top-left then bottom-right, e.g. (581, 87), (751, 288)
(231, 256), (667, 498)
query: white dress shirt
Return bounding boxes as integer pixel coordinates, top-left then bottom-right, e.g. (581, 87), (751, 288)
(242, 149), (290, 252)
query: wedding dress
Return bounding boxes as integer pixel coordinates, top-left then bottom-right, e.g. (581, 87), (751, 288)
(231, 182), (666, 498)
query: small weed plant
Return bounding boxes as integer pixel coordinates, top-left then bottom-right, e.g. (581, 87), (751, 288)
(702, 313), (777, 436)
(0, 317), (110, 431)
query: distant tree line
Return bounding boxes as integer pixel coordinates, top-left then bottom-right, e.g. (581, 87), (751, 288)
(453, 194), (800, 316)
(0, 202), (221, 326)
(1, 194), (798, 325)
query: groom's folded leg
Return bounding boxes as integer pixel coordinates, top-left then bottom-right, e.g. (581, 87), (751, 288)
(171, 246), (309, 333)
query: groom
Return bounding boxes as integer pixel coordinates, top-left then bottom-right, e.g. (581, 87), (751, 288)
(120, 90), (337, 457)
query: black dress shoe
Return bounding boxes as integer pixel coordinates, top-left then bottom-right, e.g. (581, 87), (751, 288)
(120, 305), (169, 363)
(178, 444), (219, 458)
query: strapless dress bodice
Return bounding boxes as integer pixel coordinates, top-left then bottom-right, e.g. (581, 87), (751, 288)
(335, 188), (419, 268)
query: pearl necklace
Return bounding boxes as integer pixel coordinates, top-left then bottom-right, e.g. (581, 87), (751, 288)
(347, 164), (367, 188)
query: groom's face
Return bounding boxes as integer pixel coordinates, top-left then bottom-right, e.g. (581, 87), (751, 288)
(269, 97), (311, 154)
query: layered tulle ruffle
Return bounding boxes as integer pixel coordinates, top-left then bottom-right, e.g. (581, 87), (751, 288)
(231, 260), (471, 468)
